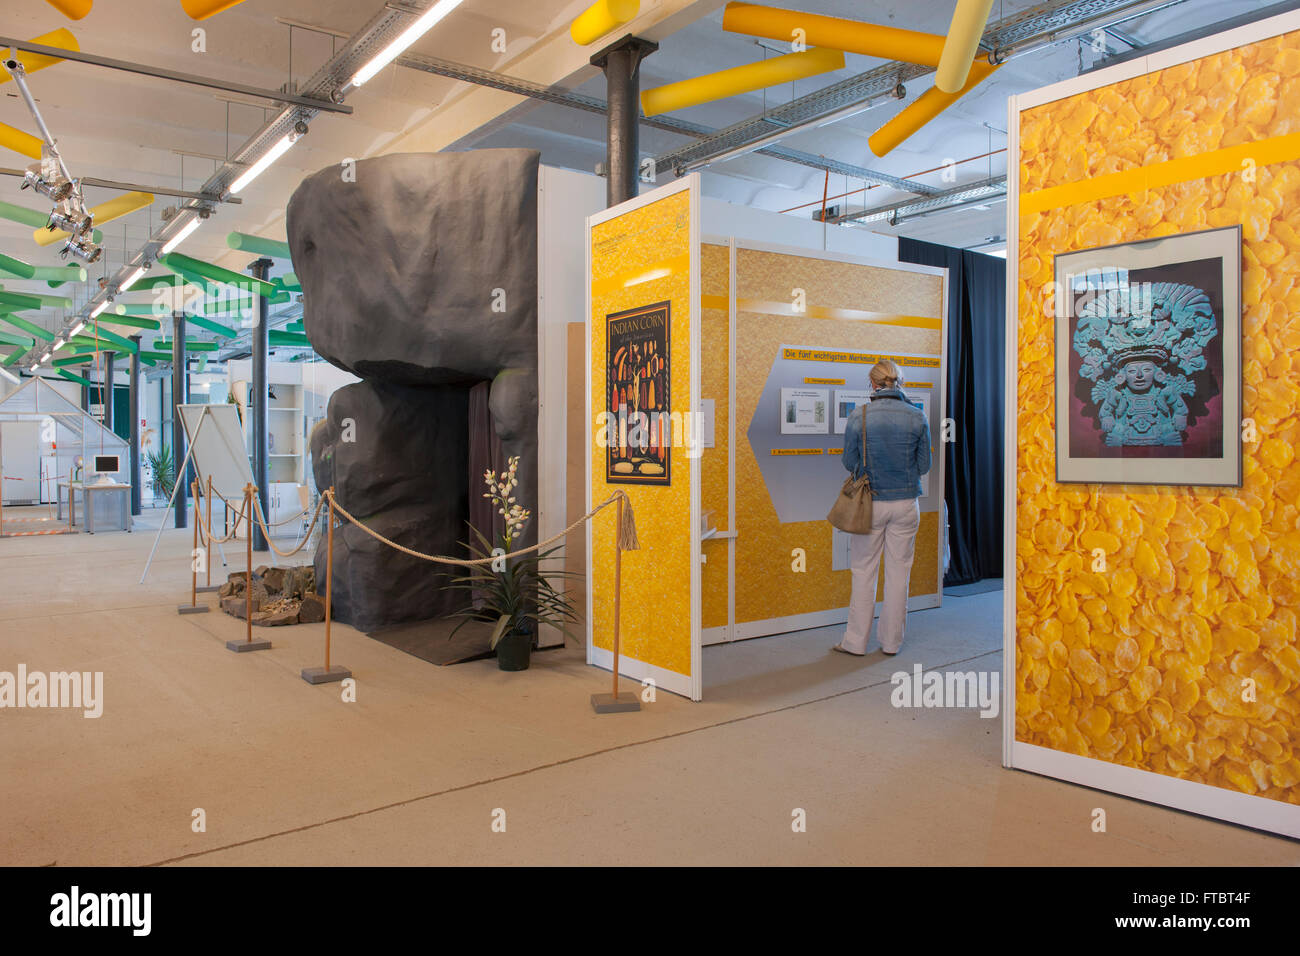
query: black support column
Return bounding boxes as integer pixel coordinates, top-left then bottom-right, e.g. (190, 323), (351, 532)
(591, 36), (658, 208)
(172, 312), (187, 529)
(249, 257), (272, 552)
(129, 336), (141, 516)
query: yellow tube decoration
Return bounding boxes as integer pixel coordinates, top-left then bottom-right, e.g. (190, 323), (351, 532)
(641, 47), (845, 117)
(868, 60), (998, 157)
(571, 0), (639, 46)
(722, 3), (946, 68)
(180, 0), (249, 20)
(0, 29), (81, 84)
(0, 121), (42, 160)
(936, 0), (996, 93)
(34, 191), (153, 247)
(45, 0), (93, 19)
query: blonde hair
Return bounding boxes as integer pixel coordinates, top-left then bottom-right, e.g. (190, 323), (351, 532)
(869, 359), (904, 390)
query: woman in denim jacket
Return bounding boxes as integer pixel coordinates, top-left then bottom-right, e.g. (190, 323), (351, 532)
(832, 360), (932, 656)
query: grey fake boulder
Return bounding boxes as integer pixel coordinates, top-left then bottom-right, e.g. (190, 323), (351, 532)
(286, 149), (540, 386)
(311, 380), (470, 631)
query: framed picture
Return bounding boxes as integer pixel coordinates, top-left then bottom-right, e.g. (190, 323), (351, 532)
(1054, 225), (1242, 486)
(605, 301), (671, 485)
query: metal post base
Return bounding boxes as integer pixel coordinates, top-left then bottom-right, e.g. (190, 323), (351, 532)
(196, 585), (222, 593)
(301, 665), (351, 685)
(177, 604), (210, 615)
(226, 638), (272, 653)
(590, 692), (641, 713)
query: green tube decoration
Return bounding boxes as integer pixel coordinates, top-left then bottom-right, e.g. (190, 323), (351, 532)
(153, 339), (220, 352)
(0, 252), (36, 280)
(0, 330), (35, 349)
(0, 290), (45, 312)
(160, 252), (277, 299)
(203, 295), (254, 315)
(113, 304), (169, 318)
(2, 348), (26, 367)
(0, 312), (56, 341)
(0, 200), (51, 228)
(53, 354), (97, 367)
(268, 331), (312, 348)
(226, 232), (292, 260)
(2, 290), (74, 310)
(43, 264), (87, 287)
(100, 315), (162, 331)
(57, 369), (96, 388)
(273, 272), (301, 292)
(185, 314), (237, 337)
(286, 320), (304, 332)
(139, 350), (173, 362)
(78, 326), (137, 353)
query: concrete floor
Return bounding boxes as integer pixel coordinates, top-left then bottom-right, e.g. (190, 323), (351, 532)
(1, 506), (1297, 866)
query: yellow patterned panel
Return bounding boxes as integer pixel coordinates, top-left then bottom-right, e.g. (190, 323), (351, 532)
(1015, 30), (1300, 804)
(734, 248), (944, 627)
(701, 242), (731, 631)
(590, 190), (694, 677)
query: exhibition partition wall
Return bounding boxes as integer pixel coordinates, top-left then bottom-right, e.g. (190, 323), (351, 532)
(586, 179), (949, 700)
(1004, 10), (1300, 836)
(587, 176), (702, 701)
(702, 239), (948, 644)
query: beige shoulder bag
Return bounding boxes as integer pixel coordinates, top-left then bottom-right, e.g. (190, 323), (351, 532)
(827, 404), (872, 534)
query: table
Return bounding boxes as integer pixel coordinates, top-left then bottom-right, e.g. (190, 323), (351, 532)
(57, 482), (133, 534)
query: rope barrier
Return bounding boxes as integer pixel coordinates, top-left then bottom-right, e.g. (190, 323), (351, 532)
(194, 491), (248, 544)
(248, 491), (328, 558)
(325, 488), (638, 567)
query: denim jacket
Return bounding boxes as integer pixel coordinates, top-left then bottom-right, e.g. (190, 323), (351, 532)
(841, 388), (932, 501)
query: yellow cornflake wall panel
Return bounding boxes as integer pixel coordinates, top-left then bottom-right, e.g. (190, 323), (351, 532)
(589, 188), (695, 679)
(1014, 30), (1300, 806)
(701, 242), (731, 631)
(733, 247), (944, 627)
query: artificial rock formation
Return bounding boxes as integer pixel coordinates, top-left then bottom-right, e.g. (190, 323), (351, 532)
(287, 149), (540, 632)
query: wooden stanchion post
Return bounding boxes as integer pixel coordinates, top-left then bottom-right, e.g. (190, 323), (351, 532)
(177, 479), (209, 615)
(205, 476), (212, 588)
(227, 483), (270, 652)
(591, 493), (640, 713)
(302, 487), (350, 684)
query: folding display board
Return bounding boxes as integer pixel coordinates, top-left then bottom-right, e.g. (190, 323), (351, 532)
(177, 403), (254, 501)
(1004, 10), (1300, 836)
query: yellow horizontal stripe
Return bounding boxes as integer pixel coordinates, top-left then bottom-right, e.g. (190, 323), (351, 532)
(1021, 131), (1300, 216)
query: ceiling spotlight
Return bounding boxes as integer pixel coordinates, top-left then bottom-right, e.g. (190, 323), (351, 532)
(22, 166), (74, 203)
(48, 201), (94, 238)
(62, 233), (102, 264)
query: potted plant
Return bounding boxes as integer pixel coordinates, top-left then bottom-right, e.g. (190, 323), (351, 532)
(145, 444), (175, 500)
(444, 456), (579, 671)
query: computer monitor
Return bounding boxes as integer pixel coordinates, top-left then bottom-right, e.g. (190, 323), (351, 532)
(92, 455), (120, 484)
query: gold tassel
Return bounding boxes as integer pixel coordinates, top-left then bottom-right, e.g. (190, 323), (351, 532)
(617, 493), (640, 551)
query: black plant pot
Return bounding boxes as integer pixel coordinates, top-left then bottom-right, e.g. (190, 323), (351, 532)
(495, 627), (533, 671)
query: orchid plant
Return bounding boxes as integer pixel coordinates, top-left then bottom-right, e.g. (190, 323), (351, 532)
(444, 456), (579, 652)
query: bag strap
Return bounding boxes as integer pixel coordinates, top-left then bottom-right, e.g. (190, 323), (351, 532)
(859, 401), (871, 484)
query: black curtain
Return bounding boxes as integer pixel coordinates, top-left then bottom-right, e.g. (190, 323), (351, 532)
(898, 237), (1005, 586)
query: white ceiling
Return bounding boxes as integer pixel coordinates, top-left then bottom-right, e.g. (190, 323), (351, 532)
(0, 0), (1287, 357)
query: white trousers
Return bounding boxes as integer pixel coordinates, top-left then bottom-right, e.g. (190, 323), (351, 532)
(842, 497), (921, 654)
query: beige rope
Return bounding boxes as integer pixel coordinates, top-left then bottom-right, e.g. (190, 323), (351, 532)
(326, 488), (638, 567)
(248, 491), (329, 558)
(195, 494), (248, 545)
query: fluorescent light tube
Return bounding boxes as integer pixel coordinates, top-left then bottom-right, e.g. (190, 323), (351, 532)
(349, 0), (465, 87)
(119, 266), (146, 293)
(53, 337), (65, 349)
(161, 216), (202, 255)
(69, 321), (85, 337)
(0, 366), (18, 384)
(230, 133), (298, 194)
(90, 301), (109, 319)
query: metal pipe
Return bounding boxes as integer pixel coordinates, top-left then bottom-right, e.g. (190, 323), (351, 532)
(172, 312), (186, 529)
(250, 258), (271, 552)
(104, 351), (114, 434)
(129, 336), (141, 516)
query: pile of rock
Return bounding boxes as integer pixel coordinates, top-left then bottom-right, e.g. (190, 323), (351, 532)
(218, 565), (327, 627)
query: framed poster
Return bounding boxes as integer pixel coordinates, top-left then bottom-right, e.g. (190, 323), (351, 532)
(1054, 225), (1241, 485)
(779, 387), (829, 435)
(606, 300), (671, 485)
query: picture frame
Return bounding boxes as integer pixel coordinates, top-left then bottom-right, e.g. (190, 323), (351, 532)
(605, 300), (671, 486)
(1053, 225), (1242, 486)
